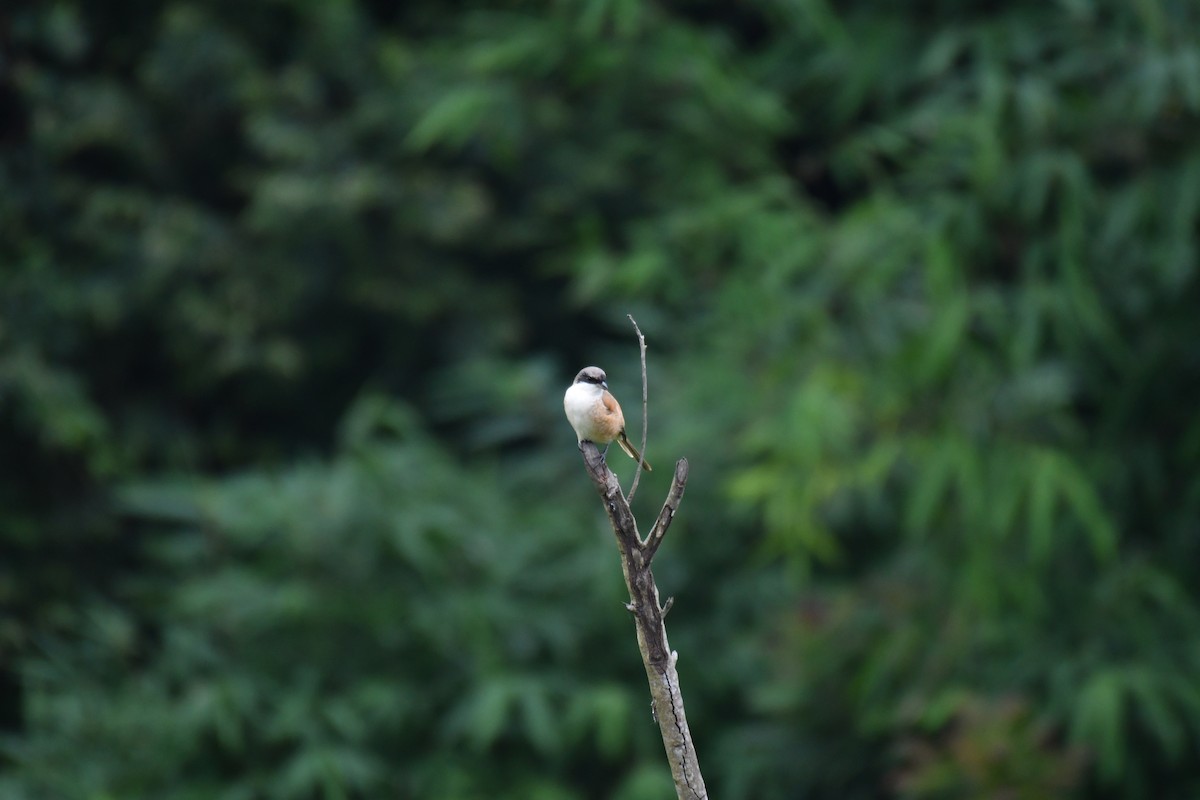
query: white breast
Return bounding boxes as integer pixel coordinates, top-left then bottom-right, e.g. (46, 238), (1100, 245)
(564, 382), (601, 442)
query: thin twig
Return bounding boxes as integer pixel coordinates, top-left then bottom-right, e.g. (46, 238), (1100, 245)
(643, 457), (688, 562)
(627, 314), (649, 503)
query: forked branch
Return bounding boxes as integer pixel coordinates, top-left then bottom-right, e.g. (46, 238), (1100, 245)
(575, 325), (707, 800)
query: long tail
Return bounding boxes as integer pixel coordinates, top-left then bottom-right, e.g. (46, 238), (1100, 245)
(617, 432), (652, 472)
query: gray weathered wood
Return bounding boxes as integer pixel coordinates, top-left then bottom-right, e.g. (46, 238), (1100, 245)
(579, 443), (707, 800)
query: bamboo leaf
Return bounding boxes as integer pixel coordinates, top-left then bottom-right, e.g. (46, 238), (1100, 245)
(406, 86), (496, 152)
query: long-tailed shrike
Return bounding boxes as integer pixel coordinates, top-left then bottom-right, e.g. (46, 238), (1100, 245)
(564, 366), (651, 471)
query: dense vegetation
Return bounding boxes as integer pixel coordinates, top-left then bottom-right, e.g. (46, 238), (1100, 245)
(4, 1), (1200, 797)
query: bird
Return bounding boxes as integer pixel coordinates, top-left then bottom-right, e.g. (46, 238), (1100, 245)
(564, 366), (652, 471)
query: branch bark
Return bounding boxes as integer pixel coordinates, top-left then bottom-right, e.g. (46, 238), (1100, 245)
(578, 444), (707, 799)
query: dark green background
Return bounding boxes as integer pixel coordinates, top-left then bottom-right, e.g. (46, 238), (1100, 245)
(4, 1), (1200, 797)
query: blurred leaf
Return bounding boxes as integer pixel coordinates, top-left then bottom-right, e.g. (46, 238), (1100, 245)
(1071, 670), (1127, 783)
(406, 85), (503, 152)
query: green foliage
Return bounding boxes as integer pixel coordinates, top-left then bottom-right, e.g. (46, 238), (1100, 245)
(4, 0), (1200, 797)
(893, 695), (1086, 800)
(5, 401), (667, 798)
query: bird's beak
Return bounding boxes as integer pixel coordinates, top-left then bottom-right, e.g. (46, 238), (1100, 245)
(601, 381), (609, 389)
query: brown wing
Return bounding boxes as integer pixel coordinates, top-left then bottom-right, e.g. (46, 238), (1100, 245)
(600, 389), (626, 434)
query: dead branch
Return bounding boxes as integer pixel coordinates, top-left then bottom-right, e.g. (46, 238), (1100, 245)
(578, 442), (706, 799)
